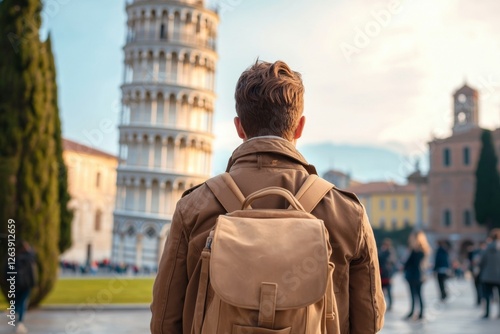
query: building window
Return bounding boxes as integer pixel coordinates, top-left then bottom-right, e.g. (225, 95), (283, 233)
(391, 219), (397, 230)
(391, 199), (397, 210)
(443, 209), (451, 227)
(463, 147), (470, 166)
(403, 198), (410, 210)
(379, 219), (386, 229)
(94, 210), (102, 231)
(464, 210), (472, 227)
(404, 219), (410, 228)
(96, 172), (101, 188)
(443, 148), (451, 167)
(379, 199), (385, 210)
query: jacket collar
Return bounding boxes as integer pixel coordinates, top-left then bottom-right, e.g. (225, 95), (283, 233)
(225, 137), (318, 175)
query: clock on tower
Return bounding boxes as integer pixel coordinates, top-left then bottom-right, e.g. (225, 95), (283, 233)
(452, 83), (479, 134)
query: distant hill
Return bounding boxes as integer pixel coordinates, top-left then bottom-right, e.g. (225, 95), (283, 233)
(211, 141), (428, 183)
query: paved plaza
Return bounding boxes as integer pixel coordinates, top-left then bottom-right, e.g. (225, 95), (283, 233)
(1, 274), (499, 334)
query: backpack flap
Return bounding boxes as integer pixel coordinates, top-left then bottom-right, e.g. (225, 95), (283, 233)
(209, 212), (330, 311)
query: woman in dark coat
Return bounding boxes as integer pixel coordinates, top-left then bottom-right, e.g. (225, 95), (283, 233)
(404, 230), (430, 320)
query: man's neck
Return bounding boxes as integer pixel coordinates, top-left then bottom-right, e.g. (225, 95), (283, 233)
(244, 135), (296, 146)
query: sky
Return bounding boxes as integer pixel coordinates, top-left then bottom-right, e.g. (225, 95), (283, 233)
(40, 0), (500, 179)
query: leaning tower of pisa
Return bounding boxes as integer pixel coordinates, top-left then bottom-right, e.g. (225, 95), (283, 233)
(111, 0), (218, 270)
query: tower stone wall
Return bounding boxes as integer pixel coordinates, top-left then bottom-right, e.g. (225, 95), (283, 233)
(112, 0), (218, 270)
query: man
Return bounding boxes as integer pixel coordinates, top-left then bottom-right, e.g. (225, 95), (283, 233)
(433, 240), (450, 301)
(151, 60), (386, 333)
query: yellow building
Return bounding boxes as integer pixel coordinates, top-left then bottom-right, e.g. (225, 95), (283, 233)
(60, 139), (118, 265)
(346, 181), (428, 230)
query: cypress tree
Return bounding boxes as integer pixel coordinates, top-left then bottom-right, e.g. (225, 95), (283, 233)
(474, 129), (500, 231)
(0, 0), (65, 306)
(45, 35), (73, 254)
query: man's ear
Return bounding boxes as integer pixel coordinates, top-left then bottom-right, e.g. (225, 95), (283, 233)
(234, 117), (247, 140)
(293, 116), (306, 140)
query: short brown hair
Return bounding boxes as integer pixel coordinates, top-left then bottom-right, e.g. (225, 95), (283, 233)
(235, 60), (304, 140)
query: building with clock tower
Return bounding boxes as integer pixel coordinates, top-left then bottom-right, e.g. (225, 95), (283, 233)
(427, 83), (500, 256)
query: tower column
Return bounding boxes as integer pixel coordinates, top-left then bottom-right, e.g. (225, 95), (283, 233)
(161, 137), (168, 169)
(168, 14), (174, 41)
(147, 136), (155, 168)
(150, 92), (158, 125)
(118, 233), (125, 264)
(135, 234), (143, 268)
(159, 182), (166, 215)
(166, 53), (172, 83)
(152, 51), (159, 82)
(166, 183), (172, 214)
(145, 179), (153, 213)
(144, 13), (151, 41)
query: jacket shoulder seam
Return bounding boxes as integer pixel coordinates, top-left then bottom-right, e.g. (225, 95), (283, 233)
(182, 183), (204, 198)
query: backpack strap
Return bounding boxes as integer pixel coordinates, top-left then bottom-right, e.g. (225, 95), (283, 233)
(294, 175), (334, 213)
(192, 250), (210, 334)
(207, 173), (331, 213)
(206, 172), (250, 212)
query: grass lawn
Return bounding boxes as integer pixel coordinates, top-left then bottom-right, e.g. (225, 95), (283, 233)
(0, 277), (154, 308)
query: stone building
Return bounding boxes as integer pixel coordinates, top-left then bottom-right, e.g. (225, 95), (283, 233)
(60, 139), (118, 265)
(323, 169), (353, 189)
(427, 83), (500, 254)
(111, 0), (219, 270)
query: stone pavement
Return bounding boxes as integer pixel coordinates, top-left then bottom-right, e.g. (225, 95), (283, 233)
(1, 274), (499, 334)
(380, 274), (499, 333)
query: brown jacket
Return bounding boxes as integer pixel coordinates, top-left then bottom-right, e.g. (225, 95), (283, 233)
(151, 137), (386, 334)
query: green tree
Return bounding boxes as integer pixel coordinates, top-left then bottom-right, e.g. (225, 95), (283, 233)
(45, 35), (73, 253)
(474, 129), (500, 231)
(0, 0), (69, 306)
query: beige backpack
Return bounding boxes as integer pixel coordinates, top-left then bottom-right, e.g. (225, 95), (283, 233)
(192, 173), (338, 334)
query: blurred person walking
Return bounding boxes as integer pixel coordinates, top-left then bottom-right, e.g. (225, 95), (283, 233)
(14, 241), (38, 333)
(403, 230), (431, 320)
(433, 240), (451, 301)
(468, 242), (487, 306)
(479, 229), (500, 319)
(379, 238), (397, 311)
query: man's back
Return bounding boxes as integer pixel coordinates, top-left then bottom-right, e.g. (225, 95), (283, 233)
(152, 59), (384, 333)
(151, 137), (385, 333)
